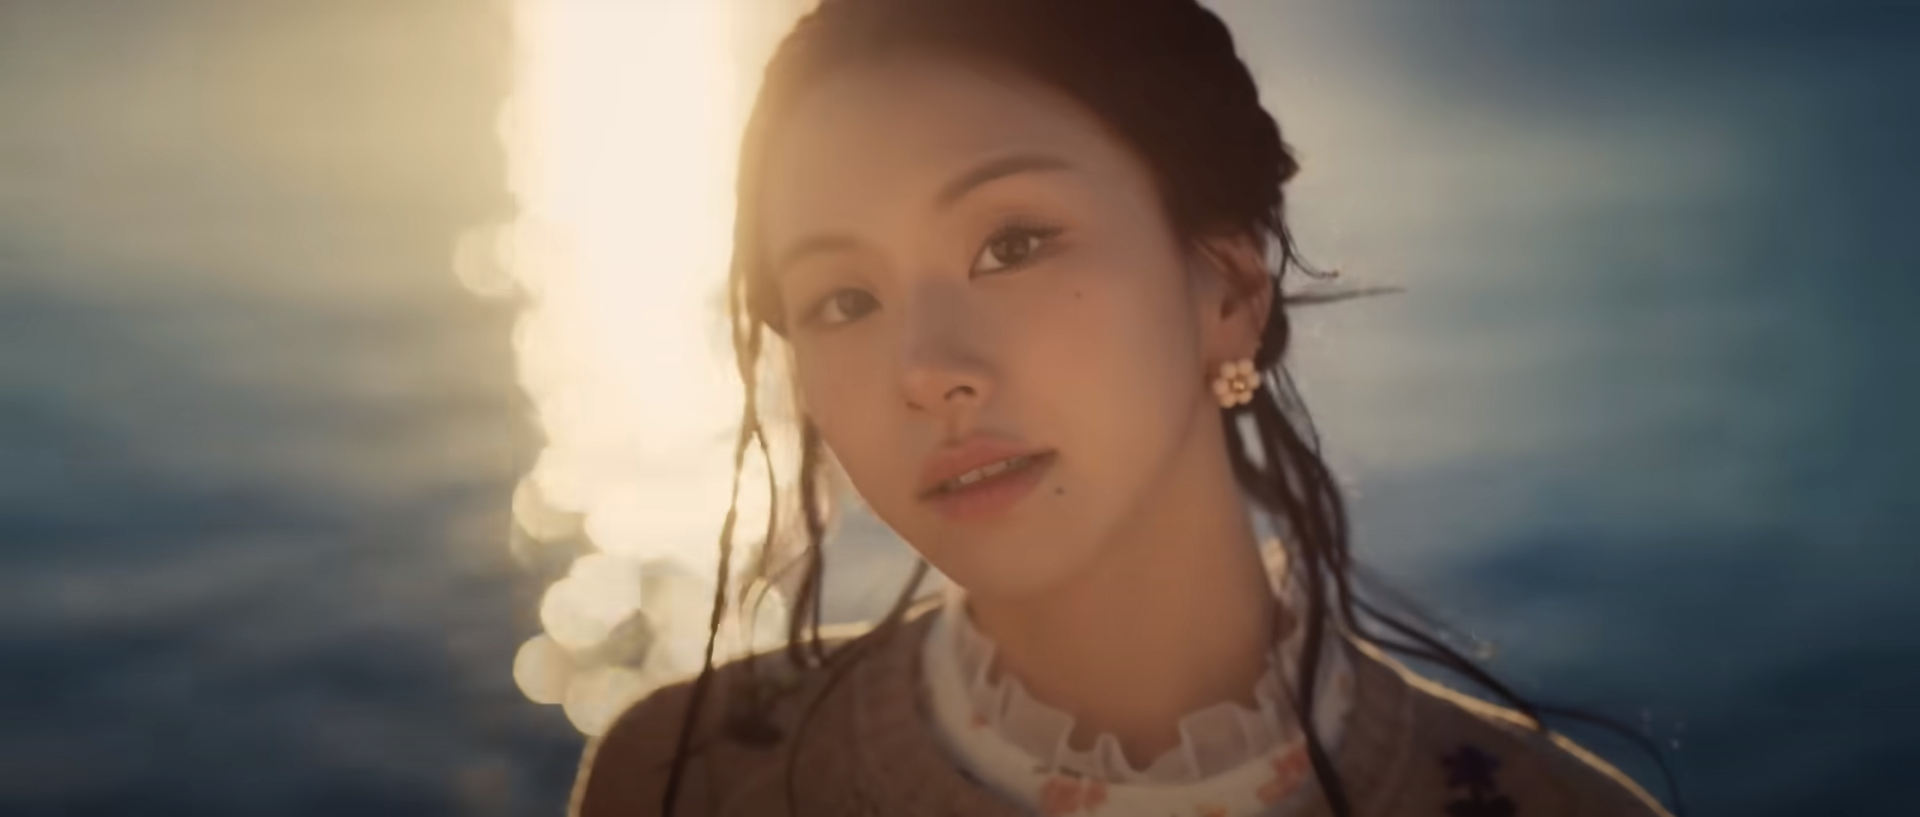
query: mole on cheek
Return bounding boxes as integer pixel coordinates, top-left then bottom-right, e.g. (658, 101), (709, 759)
(1054, 486), (1066, 496)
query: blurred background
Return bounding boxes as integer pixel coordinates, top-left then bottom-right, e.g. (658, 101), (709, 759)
(1, 0), (1913, 815)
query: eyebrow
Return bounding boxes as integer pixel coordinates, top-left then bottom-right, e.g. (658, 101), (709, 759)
(773, 234), (861, 280)
(934, 152), (1073, 209)
(773, 152), (1074, 277)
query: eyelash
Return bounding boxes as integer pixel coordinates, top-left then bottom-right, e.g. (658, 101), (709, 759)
(799, 218), (1067, 329)
(975, 218), (1065, 275)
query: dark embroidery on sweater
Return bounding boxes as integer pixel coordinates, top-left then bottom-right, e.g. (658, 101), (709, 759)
(1441, 743), (1517, 817)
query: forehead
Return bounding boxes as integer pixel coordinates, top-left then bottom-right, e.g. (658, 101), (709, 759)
(760, 55), (1132, 238)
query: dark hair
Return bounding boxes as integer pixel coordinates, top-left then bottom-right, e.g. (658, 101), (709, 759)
(665, 0), (1682, 814)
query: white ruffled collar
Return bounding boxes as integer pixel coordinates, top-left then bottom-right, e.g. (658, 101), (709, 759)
(920, 542), (1357, 815)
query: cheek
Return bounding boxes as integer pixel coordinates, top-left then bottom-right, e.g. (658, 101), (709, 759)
(1015, 252), (1202, 493)
(793, 336), (901, 476)
(1036, 253), (1200, 418)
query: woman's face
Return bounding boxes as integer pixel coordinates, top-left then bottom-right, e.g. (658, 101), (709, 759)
(761, 55), (1249, 600)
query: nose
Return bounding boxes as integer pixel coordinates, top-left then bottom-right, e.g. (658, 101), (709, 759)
(900, 290), (994, 417)
(902, 346), (992, 416)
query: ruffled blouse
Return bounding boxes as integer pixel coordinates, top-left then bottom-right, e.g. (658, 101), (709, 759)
(919, 543), (1358, 817)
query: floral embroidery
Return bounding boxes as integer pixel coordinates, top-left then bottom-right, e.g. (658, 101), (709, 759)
(1441, 744), (1517, 817)
(1255, 747), (1313, 804)
(1038, 775), (1079, 816)
(1035, 775), (1109, 815)
(1083, 779), (1108, 810)
(925, 564), (1358, 817)
(1039, 773), (1108, 816)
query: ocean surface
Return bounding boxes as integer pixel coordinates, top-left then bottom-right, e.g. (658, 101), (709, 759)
(1, 1), (1913, 815)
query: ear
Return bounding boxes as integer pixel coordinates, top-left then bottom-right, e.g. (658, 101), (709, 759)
(1191, 231), (1274, 363)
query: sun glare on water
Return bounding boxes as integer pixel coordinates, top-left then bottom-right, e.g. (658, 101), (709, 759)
(460, 0), (812, 736)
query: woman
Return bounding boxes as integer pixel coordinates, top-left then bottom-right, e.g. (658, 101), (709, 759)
(574, 0), (1680, 814)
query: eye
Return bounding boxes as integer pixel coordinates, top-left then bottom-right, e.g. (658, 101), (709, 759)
(971, 221), (1063, 275)
(808, 288), (880, 327)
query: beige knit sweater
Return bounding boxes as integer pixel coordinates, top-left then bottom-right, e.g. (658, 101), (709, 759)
(572, 603), (1674, 817)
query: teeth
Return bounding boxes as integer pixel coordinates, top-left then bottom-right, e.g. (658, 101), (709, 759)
(940, 455), (1033, 493)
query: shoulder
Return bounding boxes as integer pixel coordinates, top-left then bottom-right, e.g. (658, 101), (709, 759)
(1359, 642), (1675, 817)
(570, 674), (705, 817)
(569, 620), (905, 817)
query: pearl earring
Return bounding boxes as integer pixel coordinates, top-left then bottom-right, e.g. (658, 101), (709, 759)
(1212, 358), (1259, 408)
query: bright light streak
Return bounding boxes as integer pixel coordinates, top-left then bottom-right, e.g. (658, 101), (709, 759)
(470, 0), (810, 735)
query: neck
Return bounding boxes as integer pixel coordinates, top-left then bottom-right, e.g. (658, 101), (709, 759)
(966, 407), (1278, 767)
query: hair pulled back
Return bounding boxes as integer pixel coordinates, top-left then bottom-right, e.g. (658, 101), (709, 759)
(664, 1), (1683, 815)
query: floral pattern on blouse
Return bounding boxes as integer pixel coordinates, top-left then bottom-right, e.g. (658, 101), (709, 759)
(1256, 748), (1314, 805)
(1038, 774), (1109, 816)
(920, 540), (1357, 817)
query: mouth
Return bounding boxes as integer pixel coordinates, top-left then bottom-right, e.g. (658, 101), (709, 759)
(920, 451), (1058, 522)
(924, 451), (1053, 496)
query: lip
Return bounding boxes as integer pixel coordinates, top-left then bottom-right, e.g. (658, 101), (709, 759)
(923, 450), (1056, 522)
(917, 433), (1054, 498)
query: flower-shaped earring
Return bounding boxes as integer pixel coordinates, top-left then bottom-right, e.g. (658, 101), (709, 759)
(1212, 358), (1260, 408)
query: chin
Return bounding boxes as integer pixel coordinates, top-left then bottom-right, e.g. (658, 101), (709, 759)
(920, 525), (1102, 604)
